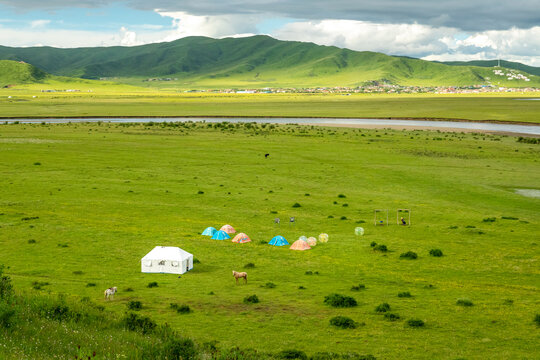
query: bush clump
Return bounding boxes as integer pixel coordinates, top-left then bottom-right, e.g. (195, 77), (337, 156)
(384, 313), (401, 321)
(170, 303), (192, 314)
(483, 217), (496, 223)
(277, 349), (308, 359)
(122, 313), (156, 334)
(375, 303), (391, 313)
(337, 194), (347, 198)
(370, 241), (377, 247)
(406, 319), (425, 328)
(162, 338), (197, 360)
(147, 282), (158, 288)
(127, 301), (142, 310)
(27, 239), (36, 244)
(329, 316), (357, 329)
(292, 203), (302, 208)
(243, 295), (259, 304)
(351, 284), (366, 291)
(373, 244), (387, 252)
(456, 298), (474, 307)
(429, 249), (443, 257)
(535, 314), (540, 327)
(398, 291), (412, 298)
(340, 216), (348, 220)
(262, 282), (276, 289)
(400, 251), (418, 260)
(244, 263), (255, 268)
(86, 283), (96, 287)
(324, 293), (357, 308)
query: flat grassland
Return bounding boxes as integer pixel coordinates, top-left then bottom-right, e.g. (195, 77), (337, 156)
(1, 90), (540, 123)
(0, 122), (539, 359)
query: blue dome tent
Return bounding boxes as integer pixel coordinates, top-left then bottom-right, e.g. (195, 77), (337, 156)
(211, 230), (231, 240)
(269, 235), (289, 246)
(201, 227), (217, 236)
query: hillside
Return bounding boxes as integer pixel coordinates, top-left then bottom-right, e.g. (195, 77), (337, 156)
(442, 60), (540, 77)
(0, 60), (47, 87)
(0, 36), (539, 88)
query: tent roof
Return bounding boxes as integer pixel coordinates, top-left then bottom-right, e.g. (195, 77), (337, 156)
(212, 230), (231, 240)
(232, 233), (251, 243)
(269, 235), (289, 246)
(141, 246), (192, 261)
(202, 227), (217, 236)
(290, 240), (311, 250)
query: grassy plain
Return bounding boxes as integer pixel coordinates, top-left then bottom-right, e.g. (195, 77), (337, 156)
(0, 122), (539, 359)
(1, 90), (540, 124)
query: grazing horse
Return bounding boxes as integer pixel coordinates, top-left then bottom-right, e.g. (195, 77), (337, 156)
(104, 286), (117, 300)
(232, 271), (248, 285)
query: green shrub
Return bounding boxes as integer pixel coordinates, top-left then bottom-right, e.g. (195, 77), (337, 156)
(298, 286), (306, 290)
(147, 282), (158, 288)
(373, 244), (387, 252)
(0, 302), (15, 329)
(86, 283), (96, 287)
(329, 316), (357, 329)
(124, 287), (134, 292)
(448, 225), (458, 229)
(384, 313), (401, 321)
(535, 314), (540, 327)
(170, 303), (192, 314)
(243, 295), (259, 304)
(324, 293), (357, 308)
(27, 239), (36, 244)
(305, 270), (313, 275)
(340, 216), (348, 220)
(262, 282), (276, 289)
(292, 203), (302, 208)
(0, 266), (13, 299)
(32, 281), (50, 290)
(351, 284), (366, 291)
(163, 337), (197, 360)
(277, 349), (308, 359)
(429, 249), (443, 257)
(122, 313), (156, 334)
(197, 190), (204, 194)
(456, 298), (474, 307)
(244, 262), (255, 268)
(127, 301), (142, 310)
(501, 216), (518, 220)
(72, 270), (84, 275)
(406, 319), (425, 327)
(370, 241), (377, 247)
(338, 194), (347, 198)
(33, 162), (41, 165)
(375, 303), (390, 313)
(398, 292), (412, 298)
(193, 258), (201, 264)
(400, 251), (418, 260)
(483, 217), (496, 223)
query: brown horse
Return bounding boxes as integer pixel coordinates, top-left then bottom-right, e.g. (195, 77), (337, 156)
(232, 270), (247, 284)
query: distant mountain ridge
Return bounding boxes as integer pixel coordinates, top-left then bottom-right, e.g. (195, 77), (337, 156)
(0, 36), (538, 88)
(442, 60), (540, 77)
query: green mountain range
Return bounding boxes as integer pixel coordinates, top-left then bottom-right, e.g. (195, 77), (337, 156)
(0, 60), (47, 87)
(442, 60), (540, 77)
(0, 36), (538, 88)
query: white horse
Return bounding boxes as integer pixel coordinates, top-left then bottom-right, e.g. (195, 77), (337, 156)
(104, 286), (117, 300)
(232, 271), (248, 285)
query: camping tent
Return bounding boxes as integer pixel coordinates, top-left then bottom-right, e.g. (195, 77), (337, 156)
(201, 227), (217, 236)
(220, 224), (236, 234)
(212, 230), (230, 240)
(307, 237), (317, 246)
(290, 240), (311, 251)
(141, 246), (193, 275)
(232, 233), (251, 243)
(269, 235), (289, 246)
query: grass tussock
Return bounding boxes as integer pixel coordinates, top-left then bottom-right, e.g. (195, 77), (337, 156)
(324, 294), (357, 308)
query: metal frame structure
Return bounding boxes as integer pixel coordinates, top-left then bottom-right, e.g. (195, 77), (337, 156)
(397, 209), (411, 226)
(374, 209), (389, 226)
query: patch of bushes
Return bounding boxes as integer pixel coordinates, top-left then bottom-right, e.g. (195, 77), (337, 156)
(27, 239), (36, 244)
(327, 215), (334, 218)
(86, 283), (96, 287)
(465, 225), (476, 228)
(122, 312), (156, 334)
(356, 220), (366, 224)
(400, 251), (418, 260)
(243, 295), (259, 304)
(32, 281), (50, 290)
(277, 349), (308, 359)
(57, 243), (68, 248)
(351, 284), (366, 291)
(429, 249), (443, 257)
(0, 267), (13, 300)
(398, 292), (412, 298)
(501, 216), (518, 220)
(193, 258), (201, 264)
(147, 282), (158, 288)
(517, 136), (540, 144)
(503, 299), (513, 305)
(324, 293), (357, 308)
(406, 319), (425, 328)
(163, 338), (197, 360)
(370, 241), (377, 247)
(311, 353), (375, 360)
(342, 204), (348, 207)
(72, 271), (84, 275)
(373, 244), (387, 252)
(244, 262), (255, 268)
(456, 298), (474, 307)
(0, 302), (15, 329)
(298, 286), (306, 290)
(329, 316), (357, 329)
(197, 190), (204, 194)
(33, 162), (41, 165)
(375, 303), (390, 313)
(448, 225), (458, 229)
(170, 303), (192, 314)
(262, 282), (276, 289)
(340, 216), (348, 220)
(337, 194), (347, 198)
(535, 314), (540, 327)
(292, 203), (302, 208)
(124, 287), (134, 292)
(483, 217), (496, 223)
(384, 313), (401, 321)
(305, 193), (310, 196)
(127, 301), (142, 310)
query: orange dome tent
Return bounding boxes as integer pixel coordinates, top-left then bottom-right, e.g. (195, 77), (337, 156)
(232, 233), (251, 243)
(290, 240), (311, 251)
(220, 224), (236, 234)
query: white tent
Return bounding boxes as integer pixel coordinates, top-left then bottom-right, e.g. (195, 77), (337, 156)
(141, 246), (193, 275)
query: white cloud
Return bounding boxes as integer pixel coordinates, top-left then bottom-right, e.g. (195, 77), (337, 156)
(30, 20), (51, 28)
(119, 26), (139, 46)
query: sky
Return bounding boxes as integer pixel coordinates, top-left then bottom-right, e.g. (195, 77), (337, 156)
(0, 0), (539, 66)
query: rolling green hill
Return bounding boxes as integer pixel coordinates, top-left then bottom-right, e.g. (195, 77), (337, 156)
(0, 36), (539, 88)
(0, 60), (47, 87)
(442, 60), (540, 77)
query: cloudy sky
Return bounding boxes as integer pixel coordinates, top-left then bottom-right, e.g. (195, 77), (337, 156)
(0, 0), (539, 66)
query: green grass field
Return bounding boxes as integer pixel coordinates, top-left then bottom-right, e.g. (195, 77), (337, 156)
(1, 91), (540, 124)
(0, 122), (539, 359)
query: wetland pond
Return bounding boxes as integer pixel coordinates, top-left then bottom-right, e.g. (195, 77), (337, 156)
(6, 117), (540, 135)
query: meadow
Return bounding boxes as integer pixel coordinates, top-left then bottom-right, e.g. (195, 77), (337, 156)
(1, 90), (540, 124)
(0, 121), (539, 359)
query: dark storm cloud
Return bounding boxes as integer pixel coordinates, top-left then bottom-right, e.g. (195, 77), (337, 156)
(1, 0), (538, 31)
